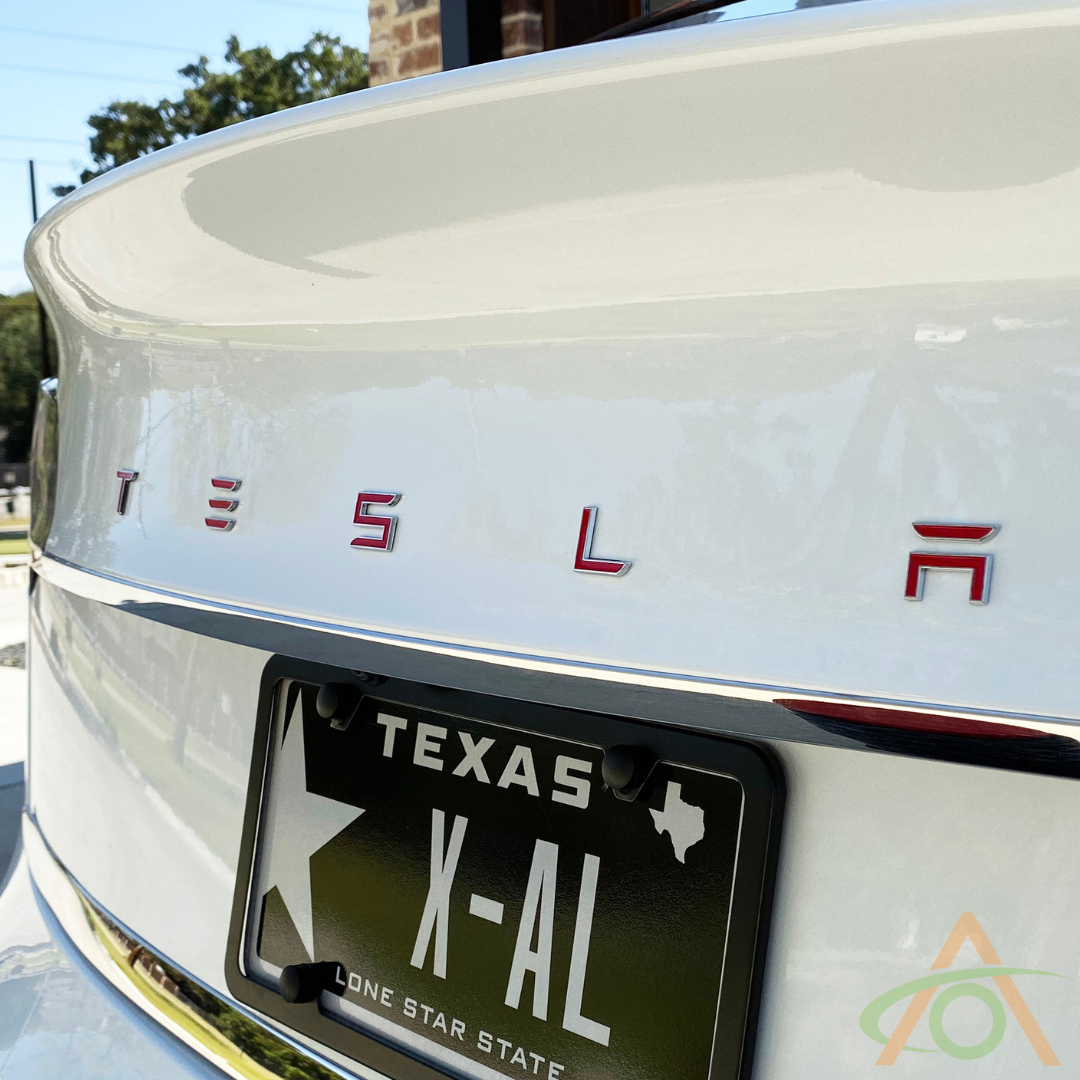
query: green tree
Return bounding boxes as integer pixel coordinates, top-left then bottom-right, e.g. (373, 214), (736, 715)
(73, 32), (368, 186)
(0, 293), (52, 463)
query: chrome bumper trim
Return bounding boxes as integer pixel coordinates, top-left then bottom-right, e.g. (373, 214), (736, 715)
(22, 812), (382, 1080)
(33, 550), (1080, 738)
(33, 551), (810, 700)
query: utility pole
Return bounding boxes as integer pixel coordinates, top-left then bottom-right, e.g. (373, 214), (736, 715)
(27, 160), (52, 380)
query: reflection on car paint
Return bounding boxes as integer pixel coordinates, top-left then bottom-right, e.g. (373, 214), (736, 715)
(81, 892), (342, 1080)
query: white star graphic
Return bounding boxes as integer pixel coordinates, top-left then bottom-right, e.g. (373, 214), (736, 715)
(260, 694), (364, 961)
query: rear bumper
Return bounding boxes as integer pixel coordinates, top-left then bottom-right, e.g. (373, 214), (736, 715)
(0, 815), (357, 1080)
(22, 574), (1080, 1078)
(0, 839), (221, 1080)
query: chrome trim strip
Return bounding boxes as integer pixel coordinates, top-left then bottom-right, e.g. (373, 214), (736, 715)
(22, 812), (384, 1080)
(33, 551), (1080, 737)
(35, 552), (806, 699)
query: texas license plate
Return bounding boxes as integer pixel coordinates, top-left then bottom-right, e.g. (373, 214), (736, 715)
(228, 661), (782, 1080)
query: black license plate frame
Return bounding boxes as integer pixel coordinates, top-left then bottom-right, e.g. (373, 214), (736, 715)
(227, 656), (783, 1080)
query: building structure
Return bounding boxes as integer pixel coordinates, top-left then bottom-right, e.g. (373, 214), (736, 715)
(368, 0), (652, 86)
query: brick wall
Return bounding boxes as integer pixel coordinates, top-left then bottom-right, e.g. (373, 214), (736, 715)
(368, 0), (443, 86)
(369, 0), (546, 87)
(501, 0), (544, 58)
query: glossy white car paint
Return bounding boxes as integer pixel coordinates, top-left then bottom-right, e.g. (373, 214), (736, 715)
(27, 580), (267, 991)
(19, 577), (1080, 1075)
(0, 852), (224, 1080)
(9, 0), (1080, 1076)
(24, 0), (1080, 721)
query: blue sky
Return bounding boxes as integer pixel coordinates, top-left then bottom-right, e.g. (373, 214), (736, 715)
(0, 0), (817, 297)
(0, 0), (370, 295)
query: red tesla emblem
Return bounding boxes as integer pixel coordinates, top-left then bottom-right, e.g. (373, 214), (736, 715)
(574, 506), (631, 576)
(115, 470), (138, 515)
(905, 522), (998, 604)
(206, 477), (241, 531)
(352, 492), (401, 551)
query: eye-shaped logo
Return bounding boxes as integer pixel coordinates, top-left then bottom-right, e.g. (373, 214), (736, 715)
(861, 912), (1062, 1064)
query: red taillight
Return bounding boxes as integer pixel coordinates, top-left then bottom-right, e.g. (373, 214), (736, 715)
(775, 699), (1041, 740)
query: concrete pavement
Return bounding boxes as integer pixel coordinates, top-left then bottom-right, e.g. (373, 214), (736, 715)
(0, 578), (27, 768)
(0, 576), (26, 886)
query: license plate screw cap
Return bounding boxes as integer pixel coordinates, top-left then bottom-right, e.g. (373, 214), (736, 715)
(602, 745), (659, 802)
(280, 961), (346, 1003)
(316, 683), (362, 731)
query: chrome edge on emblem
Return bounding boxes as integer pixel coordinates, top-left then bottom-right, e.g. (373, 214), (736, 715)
(206, 475), (242, 532)
(352, 492), (402, 552)
(115, 469), (138, 515)
(573, 506), (631, 576)
(905, 522), (998, 605)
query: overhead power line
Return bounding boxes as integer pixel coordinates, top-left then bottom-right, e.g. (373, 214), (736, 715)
(0, 134), (83, 146)
(0, 24), (203, 54)
(0, 62), (178, 85)
(0, 157), (73, 166)
(246, 0), (371, 16)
